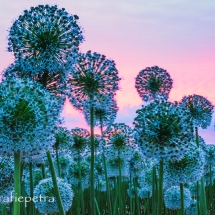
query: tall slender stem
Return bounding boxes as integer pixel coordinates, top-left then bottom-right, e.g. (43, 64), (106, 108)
(46, 151), (65, 215)
(14, 150), (21, 215)
(195, 127), (199, 147)
(200, 177), (207, 215)
(100, 119), (112, 215)
(1, 205), (6, 215)
(118, 158), (124, 215)
(78, 156), (85, 214)
(180, 183), (184, 215)
(29, 162), (34, 215)
(157, 160), (164, 215)
(90, 106), (96, 214)
(210, 164), (213, 210)
(55, 149), (61, 177)
(152, 166), (157, 215)
(41, 163), (46, 179)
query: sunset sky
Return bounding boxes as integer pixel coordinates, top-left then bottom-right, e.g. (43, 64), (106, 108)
(0, 0), (214, 143)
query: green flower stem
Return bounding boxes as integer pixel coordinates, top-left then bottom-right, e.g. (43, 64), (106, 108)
(213, 179), (215, 214)
(180, 183), (184, 215)
(152, 166), (157, 215)
(1, 205), (6, 215)
(210, 164), (213, 208)
(196, 182), (200, 215)
(164, 204), (167, 215)
(95, 198), (101, 215)
(195, 127), (199, 147)
(29, 162), (34, 215)
(147, 192), (151, 215)
(100, 120), (112, 215)
(113, 178), (119, 215)
(78, 156), (85, 214)
(134, 178), (140, 215)
(118, 159), (125, 215)
(129, 176), (133, 215)
(200, 177), (207, 215)
(144, 198), (149, 215)
(90, 106), (96, 214)
(46, 150), (65, 215)
(55, 149), (61, 177)
(14, 150), (21, 215)
(21, 182), (27, 215)
(157, 160), (164, 215)
(41, 164), (46, 179)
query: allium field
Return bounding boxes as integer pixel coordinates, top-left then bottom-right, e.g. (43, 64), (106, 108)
(0, 4), (215, 215)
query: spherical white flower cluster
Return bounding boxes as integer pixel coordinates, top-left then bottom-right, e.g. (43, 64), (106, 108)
(138, 187), (152, 199)
(204, 144), (215, 165)
(127, 185), (136, 198)
(135, 66), (173, 102)
(129, 149), (145, 178)
(67, 159), (90, 190)
(54, 154), (73, 178)
(181, 94), (214, 129)
(164, 186), (191, 210)
(69, 128), (90, 157)
(0, 157), (14, 205)
(203, 165), (215, 186)
(138, 159), (157, 192)
(106, 158), (129, 178)
(83, 95), (118, 127)
(3, 62), (68, 106)
(67, 51), (120, 111)
(164, 144), (205, 185)
(134, 100), (193, 160)
(186, 199), (196, 215)
(24, 167), (43, 196)
(8, 4), (83, 75)
(54, 126), (74, 151)
(34, 177), (73, 214)
(103, 123), (136, 160)
(0, 78), (60, 158)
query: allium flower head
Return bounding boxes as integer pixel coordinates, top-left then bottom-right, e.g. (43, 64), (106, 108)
(54, 154), (73, 178)
(181, 94), (213, 129)
(67, 159), (90, 190)
(8, 4), (83, 73)
(186, 199), (196, 215)
(138, 187), (152, 199)
(24, 167), (43, 196)
(138, 158), (158, 191)
(83, 95), (118, 127)
(0, 78), (60, 158)
(203, 165), (215, 186)
(203, 144), (215, 165)
(135, 66), (173, 102)
(129, 149), (145, 178)
(103, 123), (136, 159)
(164, 186), (191, 210)
(67, 50), (120, 111)
(94, 154), (105, 186)
(0, 157), (14, 204)
(127, 185), (136, 198)
(164, 144), (205, 185)
(69, 128), (90, 157)
(3, 63), (68, 106)
(134, 100), (193, 160)
(187, 182), (200, 197)
(34, 177), (73, 214)
(54, 126), (74, 151)
(106, 157), (129, 178)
